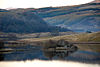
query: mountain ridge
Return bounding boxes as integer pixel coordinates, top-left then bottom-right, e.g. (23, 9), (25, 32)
(91, 0), (100, 3)
(0, 9), (71, 33)
(34, 3), (100, 32)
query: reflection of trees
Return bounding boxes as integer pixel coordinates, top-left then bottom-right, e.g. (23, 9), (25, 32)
(0, 54), (4, 61)
(43, 47), (78, 60)
(0, 41), (4, 49)
(0, 41), (4, 61)
(43, 39), (78, 60)
(43, 50), (70, 60)
(43, 51), (56, 60)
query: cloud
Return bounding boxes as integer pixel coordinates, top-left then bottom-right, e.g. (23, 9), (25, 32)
(0, 0), (94, 9)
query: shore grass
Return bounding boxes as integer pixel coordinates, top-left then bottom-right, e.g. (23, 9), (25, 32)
(19, 31), (100, 43)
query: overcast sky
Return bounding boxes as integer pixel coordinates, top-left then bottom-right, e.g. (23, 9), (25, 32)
(0, 0), (94, 9)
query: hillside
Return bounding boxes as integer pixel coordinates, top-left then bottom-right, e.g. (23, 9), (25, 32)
(52, 31), (100, 42)
(0, 3), (100, 33)
(35, 3), (100, 32)
(91, 0), (100, 3)
(0, 9), (70, 33)
(20, 32), (100, 43)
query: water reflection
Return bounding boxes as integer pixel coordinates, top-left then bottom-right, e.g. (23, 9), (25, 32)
(43, 49), (77, 60)
(0, 54), (4, 61)
(43, 39), (78, 60)
(0, 42), (100, 64)
(0, 60), (100, 67)
(0, 41), (4, 61)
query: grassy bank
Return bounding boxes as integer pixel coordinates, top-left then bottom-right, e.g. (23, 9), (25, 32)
(19, 31), (100, 43)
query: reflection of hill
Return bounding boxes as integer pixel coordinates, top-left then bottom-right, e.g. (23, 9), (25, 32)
(43, 44), (100, 64)
(1, 45), (43, 61)
(0, 41), (4, 61)
(0, 43), (100, 64)
(77, 44), (100, 52)
(66, 50), (100, 64)
(43, 39), (78, 60)
(43, 50), (74, 60)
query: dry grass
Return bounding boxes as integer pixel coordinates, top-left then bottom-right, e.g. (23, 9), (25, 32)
(19, 31), (100, 43)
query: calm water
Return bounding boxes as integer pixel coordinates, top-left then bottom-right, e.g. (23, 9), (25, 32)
(0, 43), (100, 67)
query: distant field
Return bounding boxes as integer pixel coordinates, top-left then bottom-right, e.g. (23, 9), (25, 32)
(18, 31), (100, 53)
(19, 31), (100, 43)
(0, 32), (75, 41)
(1, 31), (100, 53)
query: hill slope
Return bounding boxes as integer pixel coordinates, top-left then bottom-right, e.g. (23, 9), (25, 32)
(35, 3), (100, 32)
(0, 9), (70, 33)
(91, 0), (100, 3)
(19, 32), (100, 43)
